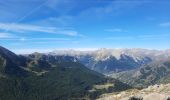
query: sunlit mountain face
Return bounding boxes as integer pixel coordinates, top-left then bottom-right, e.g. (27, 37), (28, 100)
(0, 0), (170, 100)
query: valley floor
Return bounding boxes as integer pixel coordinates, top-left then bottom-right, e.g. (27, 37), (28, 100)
(97, 84), (170, 100)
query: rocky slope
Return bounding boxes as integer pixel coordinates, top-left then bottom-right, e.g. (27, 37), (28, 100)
(97, 84), (170, 100)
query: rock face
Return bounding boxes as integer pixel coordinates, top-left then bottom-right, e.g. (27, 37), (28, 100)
(143, 93), (168, 100)
(97, 84), (170, 100)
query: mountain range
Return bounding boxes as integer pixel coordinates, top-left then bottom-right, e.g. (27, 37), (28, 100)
(110, 58), (170, 87)
(49, 48), (170, 73)
(48, 48), (170, 88)
(0, 46), (170, 99)
(0, 46), (131, 100)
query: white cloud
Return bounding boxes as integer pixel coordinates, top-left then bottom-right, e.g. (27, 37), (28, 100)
(105, 34), (170, 40)
(138, 34), (170, 39)
(159, 22), (170, 27)
(21, 37), (71, 41)
(105, 28), (126, 32)
(12, 48), (98, 54)
(12, 49), (53, 54)
(105, 36), (134, 40)
(0, 32), (14, 38)
(20, 38), (26, 41)
(72, 48), (98, 51)
(18, 38), (71, 43)
(77, 0), (147, 19)
(0, 23), (78, 36)
(0, 37), (72, 42)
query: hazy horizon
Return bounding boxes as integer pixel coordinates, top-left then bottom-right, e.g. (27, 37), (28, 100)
(4, 47), (170, 54)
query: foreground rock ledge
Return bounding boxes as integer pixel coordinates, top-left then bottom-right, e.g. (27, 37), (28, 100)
(97, 84), (170, 100)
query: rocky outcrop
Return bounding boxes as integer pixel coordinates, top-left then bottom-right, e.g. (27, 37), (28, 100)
(97, 84), (170, 100)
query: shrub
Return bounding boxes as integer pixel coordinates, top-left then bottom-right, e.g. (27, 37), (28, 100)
(129, 96), (143, 100)
(167, 97), (170, 100)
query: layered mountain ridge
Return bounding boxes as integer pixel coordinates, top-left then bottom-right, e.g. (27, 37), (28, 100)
(0, 46), (131, 100)
(110, 58), (170, 87)
(48, 48), (170, 73)
(0, 46), (170, 100)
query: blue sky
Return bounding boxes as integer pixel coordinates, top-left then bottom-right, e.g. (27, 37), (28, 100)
(0, 0), (170, 53)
